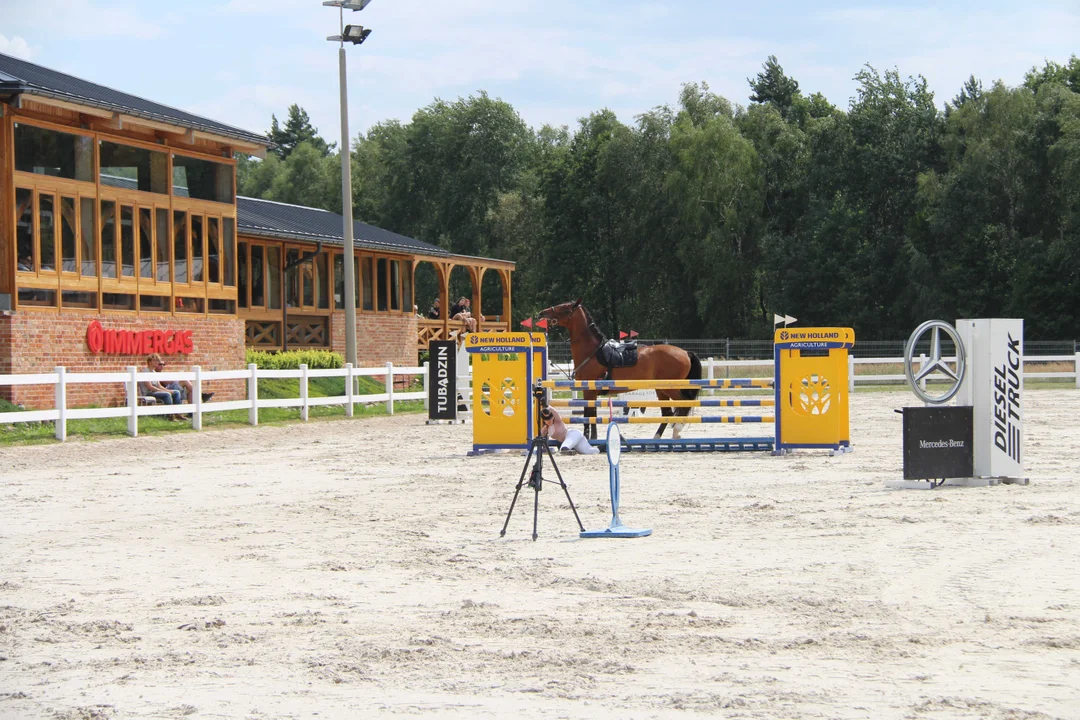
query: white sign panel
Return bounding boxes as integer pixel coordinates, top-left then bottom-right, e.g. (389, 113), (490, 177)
(956, 319), (1024, 479)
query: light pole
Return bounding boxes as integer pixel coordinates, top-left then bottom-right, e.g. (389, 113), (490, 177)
(324, 0), (372, 367)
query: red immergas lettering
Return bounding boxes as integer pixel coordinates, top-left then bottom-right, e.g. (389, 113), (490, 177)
(143, 330), (154, 354)
(164, 331), (176, 354)
(153, 330), (165, 354)
(104, 329), (117, 354)
(181, 330), (194, 354)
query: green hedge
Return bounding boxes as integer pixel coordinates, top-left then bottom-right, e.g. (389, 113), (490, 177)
(246, 349), (345, 370)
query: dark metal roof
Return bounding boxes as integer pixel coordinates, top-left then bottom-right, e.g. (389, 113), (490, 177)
(0, 52), (268, 147)
(237, 196), (450, 257)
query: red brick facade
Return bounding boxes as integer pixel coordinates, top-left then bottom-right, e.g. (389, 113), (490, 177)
(329, 310), (419, 368)
(0, 310), (246, 409)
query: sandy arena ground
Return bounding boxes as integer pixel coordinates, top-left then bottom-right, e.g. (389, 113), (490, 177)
(1, 390), (1079, 719)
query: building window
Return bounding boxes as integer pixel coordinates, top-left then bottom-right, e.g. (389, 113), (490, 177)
(62, 291), (96, 309)
(99, 140), (167, 194)
(209, 298), (235, 314)
(101, 200), (117, 279)
(402, 260), (413, 314)
(173, 154), (233, 203)
(61, 197), (77, 274)
(155, 209), (169, 282)
(333, 254), (360, 310)
(176, 297), (204, 313)
(267, 247), (281, 309)
(18, 288), (57, 307)
(173, 211), (188, 283)
(102, 292), (135, 311)
(13, 123), (93, 182)
(207, 217), (220, 284)
(80, 198), (96, 278)
(251, 245), (265, 306)
(362, 256), (373, 311)
(238, 242), (249, 308)
(139, 295), (169, 312)
(120, 205), (135, 278)
(191, 215), (204, 283)
(16, 188), (33, 272)
(223, 218), (236, 286)
(139, 208), (153, 280)
(376, 258), (388, 311)
(39, 193), (57, 273)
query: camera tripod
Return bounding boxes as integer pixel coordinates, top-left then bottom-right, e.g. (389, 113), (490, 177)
(500, 428), (585, 541)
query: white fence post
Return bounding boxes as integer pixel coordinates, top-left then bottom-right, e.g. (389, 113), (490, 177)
(421, 360), (429, 410)
(345, 363), (354, 417)
(385, 361), (394, 415)
(706, 357), (715, 395)
(918, 353), (927, 391)
(127, 366), (139, 438)
(54, 366), (67, 442)
(300, 363), (309, 421)
(1075, 352), (1080, 390)
(248, 363), (259, 426)
(849, 355), (856, 394)
(193, 366), (203, 431)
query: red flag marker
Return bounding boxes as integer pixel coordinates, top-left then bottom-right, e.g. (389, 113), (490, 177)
(619, 331), (628, 340)
(536, 318), (549, 330)
(520, 317), (533, 328)
(629, 330), (639, 338)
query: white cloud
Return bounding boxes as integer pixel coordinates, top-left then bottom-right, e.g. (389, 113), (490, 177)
(5, 0), (161, 39)
(0, 34), (34, 60)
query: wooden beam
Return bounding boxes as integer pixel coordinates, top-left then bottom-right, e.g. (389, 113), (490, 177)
(18, 93), (113, 119)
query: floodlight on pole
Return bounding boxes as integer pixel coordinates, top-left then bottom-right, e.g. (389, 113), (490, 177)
(323, 0), (372, 368)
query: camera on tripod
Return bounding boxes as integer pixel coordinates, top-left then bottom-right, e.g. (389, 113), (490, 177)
(534, 383), (554, 424)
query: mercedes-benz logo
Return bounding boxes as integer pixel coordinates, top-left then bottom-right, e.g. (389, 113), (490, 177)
(904, 320), (966, 404)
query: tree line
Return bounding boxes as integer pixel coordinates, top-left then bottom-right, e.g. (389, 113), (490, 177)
(236, 56), (1080, 340)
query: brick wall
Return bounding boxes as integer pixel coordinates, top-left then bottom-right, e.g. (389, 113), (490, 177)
(0, 311), (246, 409)
(329, 311), (418, 368)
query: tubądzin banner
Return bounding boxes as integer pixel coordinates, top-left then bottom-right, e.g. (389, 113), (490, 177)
(427, 340), (457, 421)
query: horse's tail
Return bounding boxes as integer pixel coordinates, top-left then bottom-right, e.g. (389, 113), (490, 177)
(681, 351), (702, 400)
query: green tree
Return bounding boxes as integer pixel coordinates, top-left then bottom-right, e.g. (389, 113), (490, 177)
(268, 104), (335, 159)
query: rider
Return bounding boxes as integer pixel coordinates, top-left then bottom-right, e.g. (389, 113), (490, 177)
(540, 406), (599, 455)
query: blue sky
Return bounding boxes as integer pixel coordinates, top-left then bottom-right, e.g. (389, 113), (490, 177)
(1, 0), (1078, 144)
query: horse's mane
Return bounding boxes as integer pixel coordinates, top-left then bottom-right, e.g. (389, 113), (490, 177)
(577, 304), (606, 344)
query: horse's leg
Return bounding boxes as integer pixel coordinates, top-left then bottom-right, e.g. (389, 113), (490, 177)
(671, 404), (691, 440)
(654, 389), (670, 439)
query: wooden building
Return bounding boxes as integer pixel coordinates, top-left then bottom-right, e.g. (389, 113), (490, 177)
(0, 52), (514, 408)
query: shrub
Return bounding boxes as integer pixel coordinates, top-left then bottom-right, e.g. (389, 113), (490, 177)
(246, 349), (345, 370)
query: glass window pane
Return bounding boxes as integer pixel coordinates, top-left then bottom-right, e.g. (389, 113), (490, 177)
(191, 215), (204, 282)
(390, 260), (400, 311)
(173, 211), (188, 283)
(403, 260), (413, 315)
(99, 140), (167, 193)
(120, 205), (135, 277)
(286, 249), (300, 308)
(223, 218), (235, 286)
(140, 295), (168, 312)
(155, 209), (169, 282)
(267, 247), (281, 310)
(61, 197), (76, 273)
(18, 289), (56, 307)
(14, 123), (92, 181)
(80, 198), (96, 277)
(376, 258), (388, 311)
(251, 245), (264, 306)
(362, 257), (373, 311)
(16, 189), (34, 272)
(39, 194), (56, 272)
(317, 254), (329, 310)
(207, 217), (220, 284)
(172, 154), (233, 203)
(302, 258), (314, 308)
(101, 200), (117, 278)
(238, 242), (249, 308)
(63, 290), (96, 309)
(334, 255), (344, 309)
(102, 292), (135, 310)
(139, 208), (153, 279)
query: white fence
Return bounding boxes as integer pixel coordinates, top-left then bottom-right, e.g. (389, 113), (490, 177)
(0, 362), (429, 442)
(549, 353), (1080, 393)
(2, 353), (1077, 442)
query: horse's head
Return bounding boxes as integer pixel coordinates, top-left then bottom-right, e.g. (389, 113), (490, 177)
(538, 298), (582, 329)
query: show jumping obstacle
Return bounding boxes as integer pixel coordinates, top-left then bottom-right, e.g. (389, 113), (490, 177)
(466, 327), (855, 455)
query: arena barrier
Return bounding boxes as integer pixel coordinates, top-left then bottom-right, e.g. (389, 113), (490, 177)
(467, 328), (854, 455)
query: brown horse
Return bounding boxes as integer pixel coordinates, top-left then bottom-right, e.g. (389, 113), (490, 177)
(539, 299), (702, 440)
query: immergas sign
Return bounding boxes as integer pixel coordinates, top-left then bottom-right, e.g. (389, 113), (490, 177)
(956, 319), (1023, 479)
(86, 320), (194, 355)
